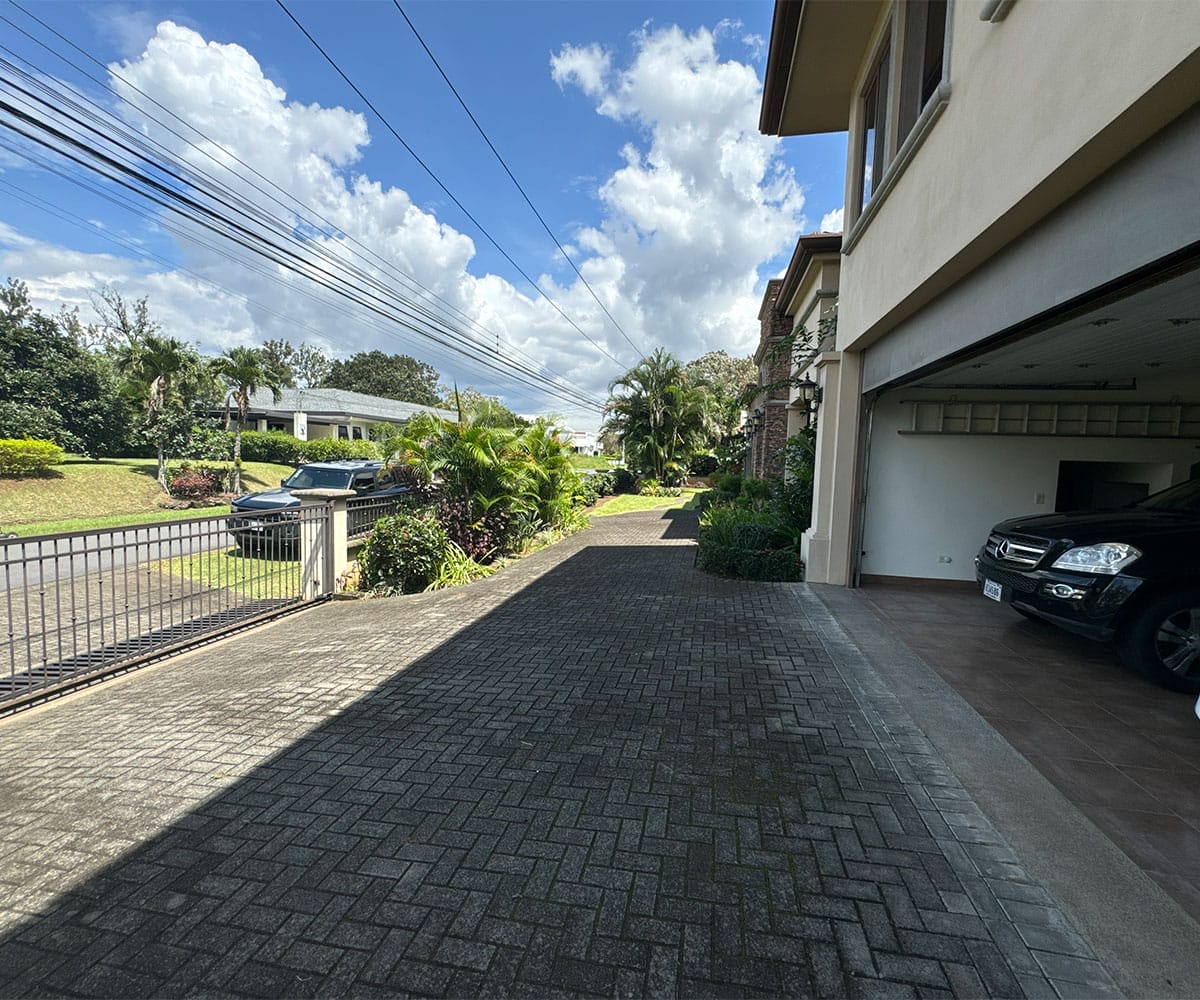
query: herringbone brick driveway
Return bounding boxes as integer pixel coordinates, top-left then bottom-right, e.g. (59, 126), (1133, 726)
(0, 510), (1114, 997)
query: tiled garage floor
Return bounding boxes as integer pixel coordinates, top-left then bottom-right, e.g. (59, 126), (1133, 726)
(855, 580), (1200, 923)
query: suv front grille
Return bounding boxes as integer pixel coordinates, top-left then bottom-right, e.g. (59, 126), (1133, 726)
(985, 532), (1050, 568)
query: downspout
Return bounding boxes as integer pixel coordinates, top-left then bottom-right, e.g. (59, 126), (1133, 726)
(851, 389), (881, 588)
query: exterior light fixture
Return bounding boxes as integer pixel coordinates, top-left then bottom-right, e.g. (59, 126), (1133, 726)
(796, 376), (823, 415)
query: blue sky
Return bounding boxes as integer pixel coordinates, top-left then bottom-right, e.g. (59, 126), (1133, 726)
(0, 0), (847, 425)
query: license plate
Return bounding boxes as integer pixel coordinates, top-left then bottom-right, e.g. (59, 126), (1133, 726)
(983, 579), (1002, 602)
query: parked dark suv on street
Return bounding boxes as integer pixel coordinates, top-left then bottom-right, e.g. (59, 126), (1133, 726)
(228, 460), (409, 551)
(975, 478), (1200, 692)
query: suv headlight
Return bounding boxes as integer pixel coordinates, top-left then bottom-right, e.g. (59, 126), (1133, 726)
(1051, 542), (1141, 575)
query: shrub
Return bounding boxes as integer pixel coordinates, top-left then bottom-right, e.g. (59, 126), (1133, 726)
(588, 469), (616, 497)
(184, 426), (234, 462)
(435, 495), (514, 562)
(168, 464), (228, 500)
(612, 467), (636, 494)
(715, 472), (743, 495)
(359, 510), (448, 594)
(0, 438), (65, 477)
(732, 522), (784, 551)
(575, 478), (601, 508)
(239, 430), (303, 464)
(638, 479), (683, 497)
(698, 504), (776, 548)
(689, 453), (719, 476)
(741, 478), (772, 502)
(695, 542), (803, 582)
(297, 437), (380, 462)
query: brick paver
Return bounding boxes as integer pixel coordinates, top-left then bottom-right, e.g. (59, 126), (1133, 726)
(0, 510), (1115, 997)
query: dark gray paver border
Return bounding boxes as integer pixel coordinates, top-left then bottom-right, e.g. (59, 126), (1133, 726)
(805, 583), (1200, 999)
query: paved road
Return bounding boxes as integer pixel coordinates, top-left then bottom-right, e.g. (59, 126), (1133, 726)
(0, 510), (1125, 997)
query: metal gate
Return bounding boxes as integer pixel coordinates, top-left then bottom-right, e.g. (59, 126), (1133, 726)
(0, 504), (330, 709)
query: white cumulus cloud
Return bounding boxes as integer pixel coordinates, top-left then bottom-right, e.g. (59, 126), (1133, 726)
(5, 19), (808, 426)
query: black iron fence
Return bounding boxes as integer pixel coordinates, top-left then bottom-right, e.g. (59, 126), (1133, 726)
(0, 504), (330, 709)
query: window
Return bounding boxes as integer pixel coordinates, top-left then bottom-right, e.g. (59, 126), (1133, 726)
(849, 1), (951, 233)
(897, 0), (948, 142)
(858, 43), (891, 212)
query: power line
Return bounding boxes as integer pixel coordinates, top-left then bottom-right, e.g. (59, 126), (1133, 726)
(0, 1), (566, 386)
(0, 25), (608, 410)
(0, 84), (606, 411)
(274, 0), (629, 369)
(392, 1), (645, 360)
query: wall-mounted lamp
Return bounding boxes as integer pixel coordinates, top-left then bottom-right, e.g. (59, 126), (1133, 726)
(796, 376), (823, 415)
(752, 408), (765, 430)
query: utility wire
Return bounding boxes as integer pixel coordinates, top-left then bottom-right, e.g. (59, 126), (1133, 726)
(0, 26), (607, 410)
(0, 5), (614, 408)
(0, 164), (603, 411)
(274, 0), (627, 369)
(0, 87), (605, 410)
(393, 0), (645, 360)
(1, 4), (590, 396)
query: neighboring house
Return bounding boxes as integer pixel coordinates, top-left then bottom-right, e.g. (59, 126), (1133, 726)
(759, 0), (1200, 585)
(558, 428), (600, 455)
(223, 387), (456, 441)
(746, 233), (841, 479)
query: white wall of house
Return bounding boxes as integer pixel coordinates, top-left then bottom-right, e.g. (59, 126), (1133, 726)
(861, 378), (1200, 581)
(838, 0), (1200, 352)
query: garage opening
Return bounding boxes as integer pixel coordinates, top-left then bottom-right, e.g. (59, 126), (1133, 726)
(1054, 460), (1173, 511)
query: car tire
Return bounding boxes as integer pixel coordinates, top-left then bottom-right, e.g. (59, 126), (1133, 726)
(1117, 588), (1200, 694)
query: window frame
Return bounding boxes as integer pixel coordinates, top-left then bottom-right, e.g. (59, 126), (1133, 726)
(845, 0), (954, 254)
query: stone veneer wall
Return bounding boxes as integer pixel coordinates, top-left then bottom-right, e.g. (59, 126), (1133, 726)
(750, 280), (795, 479)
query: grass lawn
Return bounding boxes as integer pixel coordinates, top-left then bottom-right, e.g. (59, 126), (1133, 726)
(569, 455), (621, 471)
(590, 488), (706, 517)
(155, 547), (300, 600)
(0, 457), (296, 536)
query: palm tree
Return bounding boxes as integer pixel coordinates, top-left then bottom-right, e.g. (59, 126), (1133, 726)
(211, 346), (284, 493)
(113, 333), (198, 488)
(604, 348), (707, 483)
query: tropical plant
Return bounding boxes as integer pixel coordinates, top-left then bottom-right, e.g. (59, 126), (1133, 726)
(210, 346), (286, 493)
(603, 348), (714, 484)
(386, 404), (582, 560)
(112, 332), (207, 488)
(424, 541), (496, 591)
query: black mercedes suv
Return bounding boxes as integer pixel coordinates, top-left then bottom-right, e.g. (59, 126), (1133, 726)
(975, 478), (1200, 692)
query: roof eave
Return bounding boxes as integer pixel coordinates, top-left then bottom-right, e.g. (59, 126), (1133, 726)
(759, 0), (886, 137)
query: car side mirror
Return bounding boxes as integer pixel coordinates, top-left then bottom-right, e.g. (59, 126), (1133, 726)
(281, 478), (288, 487)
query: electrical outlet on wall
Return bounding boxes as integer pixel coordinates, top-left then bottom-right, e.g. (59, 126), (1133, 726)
(1034, 491), (1046, 504)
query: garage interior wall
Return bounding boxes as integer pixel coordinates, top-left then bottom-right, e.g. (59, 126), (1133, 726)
(860, 377), (1200, 582)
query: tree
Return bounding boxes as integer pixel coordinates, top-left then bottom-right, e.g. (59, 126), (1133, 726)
(211, 346), (285, 493)
(443, 387), (525, 427)
(260, 339), (333, 388)
(684, 350), (757, 472)
(0, 278), (131, 457)
(322, 350), (441, 405)
(603, 348), (711, 483)
(112, 332), (205, 488)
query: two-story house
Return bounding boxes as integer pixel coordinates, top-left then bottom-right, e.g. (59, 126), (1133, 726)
(760, 0), (1200, 585)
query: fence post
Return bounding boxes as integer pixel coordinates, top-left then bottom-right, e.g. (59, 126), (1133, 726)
(293, 489), (354, 599)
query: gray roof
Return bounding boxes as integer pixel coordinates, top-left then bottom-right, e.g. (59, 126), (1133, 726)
(242, 387), (456, 424)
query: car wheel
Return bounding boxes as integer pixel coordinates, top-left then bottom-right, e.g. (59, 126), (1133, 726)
(1117, 589), (1200, 693)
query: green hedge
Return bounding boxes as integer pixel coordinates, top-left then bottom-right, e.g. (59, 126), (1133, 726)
(298, 437), (380, 462)
(695, 541), (803, 581)
(0, 437), (65, 477)
(239, 430), (302, 464)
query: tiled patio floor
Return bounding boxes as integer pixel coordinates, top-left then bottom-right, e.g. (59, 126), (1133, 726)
(854, 580), (1200, 923)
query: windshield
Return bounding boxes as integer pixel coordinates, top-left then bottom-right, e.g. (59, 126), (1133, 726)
(283, 467), (355, 490)
(1134, 478), (1200, 513)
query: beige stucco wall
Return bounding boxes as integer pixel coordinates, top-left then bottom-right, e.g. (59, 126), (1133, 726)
(838, 0), (1200, 353)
